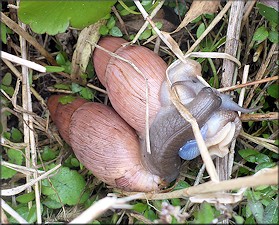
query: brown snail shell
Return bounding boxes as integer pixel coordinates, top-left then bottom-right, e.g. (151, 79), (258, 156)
(47, 96), (164, 192)
(93, 37), (167, 135)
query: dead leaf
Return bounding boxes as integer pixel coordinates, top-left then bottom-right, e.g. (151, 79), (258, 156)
(172, 0), (220, 33)
(71, 20), (106, 84)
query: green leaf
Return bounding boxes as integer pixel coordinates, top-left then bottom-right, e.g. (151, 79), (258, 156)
(45, 66), (65, 73)
(106, 16), (116, 29)
(1, 165), (17, 179)
(255, 162), (276, 172)
(41, 185), (56, 196)
(171, 198), (181, 206)
(1, 23), (12, 44)
(109, 26), (123, 37)
(8, 203), (43, 223)
(248, 198), (264, 223)
(144, 208), (157, 221)
(7, 148), (23, 165)
(56, 52), (66, 65)
(263, 197), (278, 223)
(133, 202), (148, 213)
(197, 23), (205, 38)
(58, 95), (76, 105)
(194, 202), (215, 223)
(11, 127), (23, 142)
(1, 23), (8, 44)
(70, 158), (80, 167)
(16, 191), (35, 203)
(27, 203), (43, 223)
(2, 73), (12, 86)
(119, 6), (137, 16)
(42, 167), (90, 205)
(139, 29), (152, 40)
(238, 148), (259, 163)
(99, 25), (109, 36)
(42, 197), (63, 209)
(233, 214), (244, 224)
(245, 215), (256, 224)
(142, 0), (152, 6)
(255, 153), (271, 163)
(80, 87), (94, 100)
(8, 205), (29, 223)
(18, 1), (116, 35)
(54, 83), (70, 90)
(155, 21), (163, 30)
(267, 84), (279, 98)
(268, 30), (279, 43)
(174, 3), (187, 17)
(252, 26), (269, 42)
(41, 146), (57, 161)
(173, 180), (191, 190)
(71, 83), (83, 93)
(0, 84), (15, 96)
(257, 2), (279, 24)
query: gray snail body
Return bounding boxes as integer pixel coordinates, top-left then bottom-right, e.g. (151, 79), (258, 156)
(48, 37), (254, 192)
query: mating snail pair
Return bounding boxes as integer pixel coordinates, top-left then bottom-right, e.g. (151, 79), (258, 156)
(47, 37), (256, 192)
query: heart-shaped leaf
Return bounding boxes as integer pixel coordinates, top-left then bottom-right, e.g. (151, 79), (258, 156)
(18, 0), (116, 35)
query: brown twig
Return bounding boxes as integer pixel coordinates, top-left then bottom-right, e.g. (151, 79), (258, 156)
(217, 75), (278, 92)
(221, 1), (244, 87)
(120, 166), (278, 200)
(240, 112), (279, 122)
(19, 20), (42, 222)
(1, 12), (57, 65)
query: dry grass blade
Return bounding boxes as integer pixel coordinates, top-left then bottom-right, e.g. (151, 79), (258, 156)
(133, 0), (186, 62)
(185, 52), (241, 67)
(129, 0), (165, 45)
(121, 166), (278, 201)
(69, 194), (142, 224)
(1, 199), (28, 224)
(1, 164), (61, 196)
(239, 131), (279, 153)
(1, 160), (45, 176)
(19, 20), (42, 222)
(1, 51), (46, 72)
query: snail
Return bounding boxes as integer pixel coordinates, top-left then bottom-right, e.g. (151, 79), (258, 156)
(47, 37), (257, 192)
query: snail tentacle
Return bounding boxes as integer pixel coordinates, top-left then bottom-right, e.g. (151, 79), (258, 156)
(218, 93), (261, 113)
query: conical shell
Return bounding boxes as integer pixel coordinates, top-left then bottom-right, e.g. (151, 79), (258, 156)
(69, 102), (163, 191)
(93, 37), (167, 134)
(48, 96), (163, 191)
(47, 95), (87, 144)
